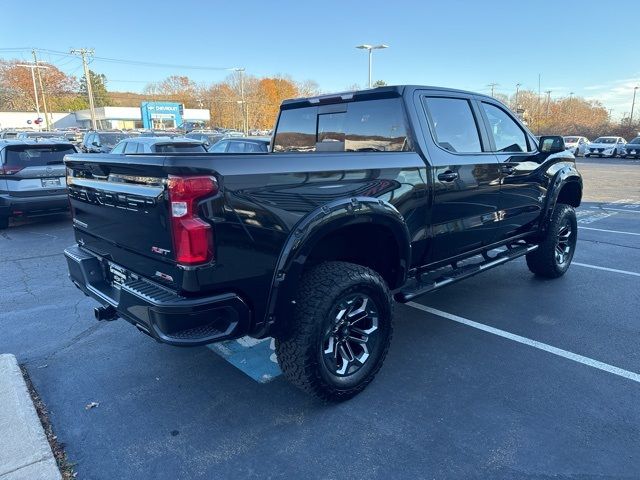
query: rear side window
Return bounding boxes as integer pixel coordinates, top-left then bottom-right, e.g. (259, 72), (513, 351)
(482, 103), (532, 153)
(155, 143), (206, 153)
(422, 97), (483, 153)
(244, 142), (268, 153)
(110, 142), (126, 154)
(3, 145), (76, 167)
(273, 98), (412, 153)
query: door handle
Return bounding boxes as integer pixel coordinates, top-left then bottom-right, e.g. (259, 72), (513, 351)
(437, 171), (458, 182)
(500, 164), (516, 175)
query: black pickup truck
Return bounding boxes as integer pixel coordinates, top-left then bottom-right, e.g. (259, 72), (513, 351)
(64, 86), (582, 401)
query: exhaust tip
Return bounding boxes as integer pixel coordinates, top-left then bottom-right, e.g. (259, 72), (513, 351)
(94, 305), (117, 321)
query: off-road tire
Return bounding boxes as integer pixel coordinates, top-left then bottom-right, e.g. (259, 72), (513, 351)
(526, 203), (577, 278)
(275, 261), (393, 402)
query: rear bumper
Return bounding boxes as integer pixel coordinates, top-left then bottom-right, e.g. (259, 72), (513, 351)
(64, 244), (251, 346)
(0, 192), (68, 216)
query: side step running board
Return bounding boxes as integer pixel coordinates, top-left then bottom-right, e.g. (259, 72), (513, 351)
(395, 244), (538, 303)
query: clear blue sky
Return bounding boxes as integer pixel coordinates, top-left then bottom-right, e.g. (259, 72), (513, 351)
(1, 0), (638, 117)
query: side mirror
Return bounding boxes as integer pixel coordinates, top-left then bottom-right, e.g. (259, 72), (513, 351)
(92, 141), (100, 147)
(539, 135), (565, 154)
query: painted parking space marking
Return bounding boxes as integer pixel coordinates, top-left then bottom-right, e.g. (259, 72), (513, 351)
(576, 210), (617, 224)
(406, 302), (640, 384)
(580, 226), (640, 236)
(573, 262), (640, 277)
(589, 207), (640, 214)
(207, 337), (282, 383)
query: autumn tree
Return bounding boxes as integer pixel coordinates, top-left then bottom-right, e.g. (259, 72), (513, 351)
(144, 75), (200, 107)
(0, 60), (79, 111)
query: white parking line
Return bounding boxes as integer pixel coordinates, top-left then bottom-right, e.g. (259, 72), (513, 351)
(406, 302), (640, 384)
(573, 262), (640, 277)
(589, 207), (640, 213)
(580, 226), (640, 236)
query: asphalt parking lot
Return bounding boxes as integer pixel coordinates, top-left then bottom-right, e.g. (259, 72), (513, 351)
(1, 157), (639, 479)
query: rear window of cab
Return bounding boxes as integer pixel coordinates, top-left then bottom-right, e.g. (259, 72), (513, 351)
(273, 98), (413, 153)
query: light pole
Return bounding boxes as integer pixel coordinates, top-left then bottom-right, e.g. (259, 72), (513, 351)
(514, 83), (521, 110)
(630, 86), (638, 125)
(356, 44), (388, 88)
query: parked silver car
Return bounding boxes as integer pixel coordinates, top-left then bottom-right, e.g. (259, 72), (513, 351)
(0, 139), (77, 229)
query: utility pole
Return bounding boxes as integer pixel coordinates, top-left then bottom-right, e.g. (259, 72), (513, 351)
(31, 50), (52, 130)
(488, 83), (498, 97)
(234, 68), (247, 134)
(545, 90), (552, 116)
(16, 63), (46, 129)
(70, 48), (97, 129)
(514, 83), (521, 111)
(630, 86), (638, 125)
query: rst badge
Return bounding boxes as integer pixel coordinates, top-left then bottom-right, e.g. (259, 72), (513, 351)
(151, 246), (171, 255)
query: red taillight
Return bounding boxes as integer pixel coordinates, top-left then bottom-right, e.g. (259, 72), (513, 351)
(167, 175), (218, 265)
(0, 166), (23, 175)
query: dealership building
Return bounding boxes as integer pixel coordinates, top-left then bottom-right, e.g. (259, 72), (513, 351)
(0, 103), (210, 130)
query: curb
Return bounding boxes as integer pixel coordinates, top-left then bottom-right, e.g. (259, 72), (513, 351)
(0, 354), (61, 480)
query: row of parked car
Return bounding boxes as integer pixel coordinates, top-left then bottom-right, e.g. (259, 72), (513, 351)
(0, 128), (272, 229)
(563, 135), (640, 158)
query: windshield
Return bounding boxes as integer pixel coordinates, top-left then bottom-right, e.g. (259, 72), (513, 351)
(593, 137), (616, 144)
(100, 133), (128, 147)
(155, 143), (206, 153)
(563, 136), (579, 143)
(4, 145), (76, 167)
(629, 137), (640, 144)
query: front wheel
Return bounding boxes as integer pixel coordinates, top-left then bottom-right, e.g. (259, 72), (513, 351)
(526, 204), (577, 278)
(275, 261), (393, 401)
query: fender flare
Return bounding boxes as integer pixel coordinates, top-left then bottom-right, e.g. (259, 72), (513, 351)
(258, 196), (411, 337)
(540, 164), (582, 231)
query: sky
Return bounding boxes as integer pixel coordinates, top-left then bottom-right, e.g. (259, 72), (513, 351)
(1, 0), (638, 118)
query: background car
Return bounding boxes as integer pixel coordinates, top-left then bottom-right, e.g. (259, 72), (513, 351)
(81, 131), (131, 153)
(16, 131), (67, 141)
(585, 136), (626, 158)
(0, 139), (76, 229)
(622, 136), (640, 158)
(207, 137), (271, 153)
(185, 131), (226, 149)
(563, 136), (589, 156)
(109, 136), (207, 154)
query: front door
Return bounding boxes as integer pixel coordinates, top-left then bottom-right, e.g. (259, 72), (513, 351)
(477, 100), (544, 240)
(419, 94), (502, 264)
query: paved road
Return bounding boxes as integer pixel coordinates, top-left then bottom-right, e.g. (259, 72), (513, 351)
(1, 159), (638, 479)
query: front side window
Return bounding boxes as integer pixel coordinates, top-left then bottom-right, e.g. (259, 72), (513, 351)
(209, 141), (228, 153)
(273, 98), (412, 153)
(482, 103), (531, 153)
(110, 142), (126, 154)
(124, 142), (138, 154)
(423, 97), (482, 153)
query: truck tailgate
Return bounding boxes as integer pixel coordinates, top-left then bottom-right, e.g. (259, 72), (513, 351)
(65, 154), (182, 288)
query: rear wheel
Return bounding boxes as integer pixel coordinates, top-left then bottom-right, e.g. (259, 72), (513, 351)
(526, 204), (577, 278)
(0, 216), (8, 230)
(275, 261), (393, 401)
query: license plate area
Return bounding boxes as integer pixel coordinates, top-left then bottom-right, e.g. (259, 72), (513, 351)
(41, 177), (61, 187)
(108, 262), (130, 289)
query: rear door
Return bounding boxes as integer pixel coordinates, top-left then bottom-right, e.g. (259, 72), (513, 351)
(477, 100), (543, 240)
(419, 92), (502, 263)
(1, 144), (74, 197)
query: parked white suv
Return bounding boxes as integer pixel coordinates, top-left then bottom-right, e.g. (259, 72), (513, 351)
(563, 136), (589, 156)
(585, 137), (626, 158)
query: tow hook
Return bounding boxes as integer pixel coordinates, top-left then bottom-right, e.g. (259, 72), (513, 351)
(94, 305), (118, 321)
